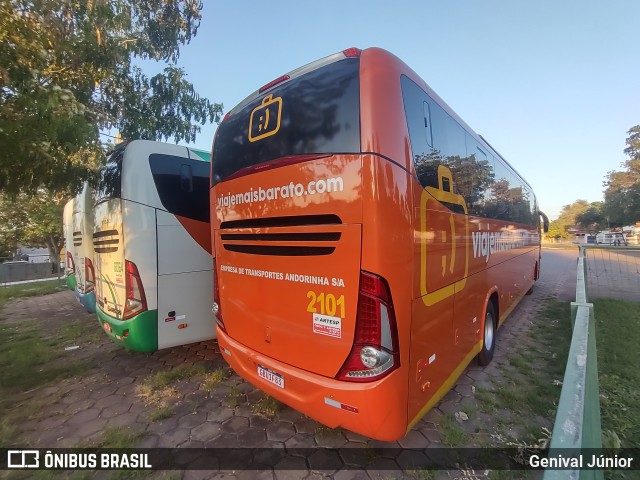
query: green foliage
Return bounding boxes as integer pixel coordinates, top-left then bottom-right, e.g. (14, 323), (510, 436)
(601, 126), (640, 227)
(0, 189), (66, 263)
(0, 0), (222, 195)
(575, 202), (606, 231)
(547, 199), (590, 238)
(594, 298), (640, 449)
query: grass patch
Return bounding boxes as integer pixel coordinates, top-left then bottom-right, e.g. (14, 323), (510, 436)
(252, 394), (282, 419)
(0, 279), (66, 309)
(90, 425), (145, 448)
(144, 364), (206, 391)
(594, 298), (640, 449)
(0, 317), (92, 446)
(0, 321), (88, 424)
(439, 413), (468, 447)
(475, 387), (497, 413)
(57, 318), (104, 346)
(476, 297), (572, 446)
(406, 469), (435, 480)
(226, 385), (244, 408)
(149, 404), (174, 421)
(201, 368), (228, 390)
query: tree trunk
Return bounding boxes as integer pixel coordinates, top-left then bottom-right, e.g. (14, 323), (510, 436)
(45, 234), (61, 277)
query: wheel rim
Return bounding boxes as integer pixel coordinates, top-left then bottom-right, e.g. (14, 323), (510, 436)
(484, 312), (494, 350)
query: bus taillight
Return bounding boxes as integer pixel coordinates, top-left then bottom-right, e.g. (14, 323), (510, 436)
(337, 271), (399, 382)
(122, 260), (147, 320)
(212, 258), (225, 331)
(67, 252), (75, 274)
(342, 47), (361, 58)
(85, 258), (95, 293)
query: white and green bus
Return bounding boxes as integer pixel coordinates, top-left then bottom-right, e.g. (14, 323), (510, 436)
(93, 140), (215, 352)
(63, 198), (76, 291)
(72, 183), (96, 312)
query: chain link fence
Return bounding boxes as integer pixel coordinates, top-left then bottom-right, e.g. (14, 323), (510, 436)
(583, 246), (640, 301)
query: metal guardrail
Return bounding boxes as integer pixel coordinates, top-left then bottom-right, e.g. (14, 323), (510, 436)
(543, 246), (603, 480)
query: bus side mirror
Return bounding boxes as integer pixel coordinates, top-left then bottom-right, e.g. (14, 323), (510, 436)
(539, 210), (549, 233)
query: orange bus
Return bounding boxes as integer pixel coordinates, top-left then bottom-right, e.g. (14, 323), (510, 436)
(210, 47), (547, 441)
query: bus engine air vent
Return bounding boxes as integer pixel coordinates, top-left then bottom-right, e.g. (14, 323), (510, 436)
(220, 232), (341, 242)
(222, 245), (335, 256)
(93, 229), (120, 254)
(220, 214), (342, 230)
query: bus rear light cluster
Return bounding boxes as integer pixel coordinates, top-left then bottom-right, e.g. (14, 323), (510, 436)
(122, 260), (147, 320)
(66, 252), (75, 274)
(85, 258), (95, 293)
(212, 258), (225, 331)
(337, 271), (399, 382)
(342, 47), (361, 58)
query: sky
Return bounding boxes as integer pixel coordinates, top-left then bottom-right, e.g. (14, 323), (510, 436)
(150, 0), (640, 220)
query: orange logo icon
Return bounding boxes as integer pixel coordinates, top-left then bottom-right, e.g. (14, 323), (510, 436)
(248, 94), (283, 142)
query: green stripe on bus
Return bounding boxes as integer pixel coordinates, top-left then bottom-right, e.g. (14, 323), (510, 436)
(100, 272), (118, 306)
(189, 149), (210, 162)
(96, 307), (158, 352)
(66, 274), (77, 291)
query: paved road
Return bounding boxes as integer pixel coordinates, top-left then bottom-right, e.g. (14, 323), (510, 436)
(2, 248), (580, 479)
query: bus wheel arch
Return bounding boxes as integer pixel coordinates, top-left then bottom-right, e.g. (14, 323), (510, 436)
(526, 261), (538, 295)
(477, 293), (498, 366)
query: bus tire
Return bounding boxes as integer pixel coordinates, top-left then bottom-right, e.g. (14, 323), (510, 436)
(477, 302), (497, 366)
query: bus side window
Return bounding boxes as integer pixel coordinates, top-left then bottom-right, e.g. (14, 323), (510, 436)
(180, 164), (193, 193)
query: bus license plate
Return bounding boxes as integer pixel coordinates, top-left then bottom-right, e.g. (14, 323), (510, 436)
(257, 365), (284, 389)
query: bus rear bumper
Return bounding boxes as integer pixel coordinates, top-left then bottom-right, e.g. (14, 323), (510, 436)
(65, 274), (77, 291)
(96, 307), (158, 352)
(75, 289), (96, 313)
(217, 327), (407, 441)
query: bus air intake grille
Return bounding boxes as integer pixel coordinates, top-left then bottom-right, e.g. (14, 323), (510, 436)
(93, 230), (119, 254)
(220, 232), (341, 242)
(220, 214), (342, 230)
(223, 245), (335, 256)
(73, 231), (82, 247)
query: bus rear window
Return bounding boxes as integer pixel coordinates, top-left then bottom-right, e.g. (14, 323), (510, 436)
(150, 154), (210, 223)
(211, 58), (361, 186)
(95, 143), (125, 203)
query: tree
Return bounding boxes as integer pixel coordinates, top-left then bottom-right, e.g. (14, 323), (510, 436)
(575, 202), (606, 232)
(601, 126), (640, 226)
(547, 199), (590, 239)
(0, 190), (64, 266)
(0, 0), (222, 196)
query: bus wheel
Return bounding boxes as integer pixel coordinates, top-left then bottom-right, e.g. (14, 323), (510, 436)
(477, 302), (497, 366)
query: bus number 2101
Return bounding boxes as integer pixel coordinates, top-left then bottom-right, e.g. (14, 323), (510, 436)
(306, 291), (345, 318)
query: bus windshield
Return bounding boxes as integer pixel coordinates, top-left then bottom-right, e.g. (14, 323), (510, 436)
(211, 58), (361, 186)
